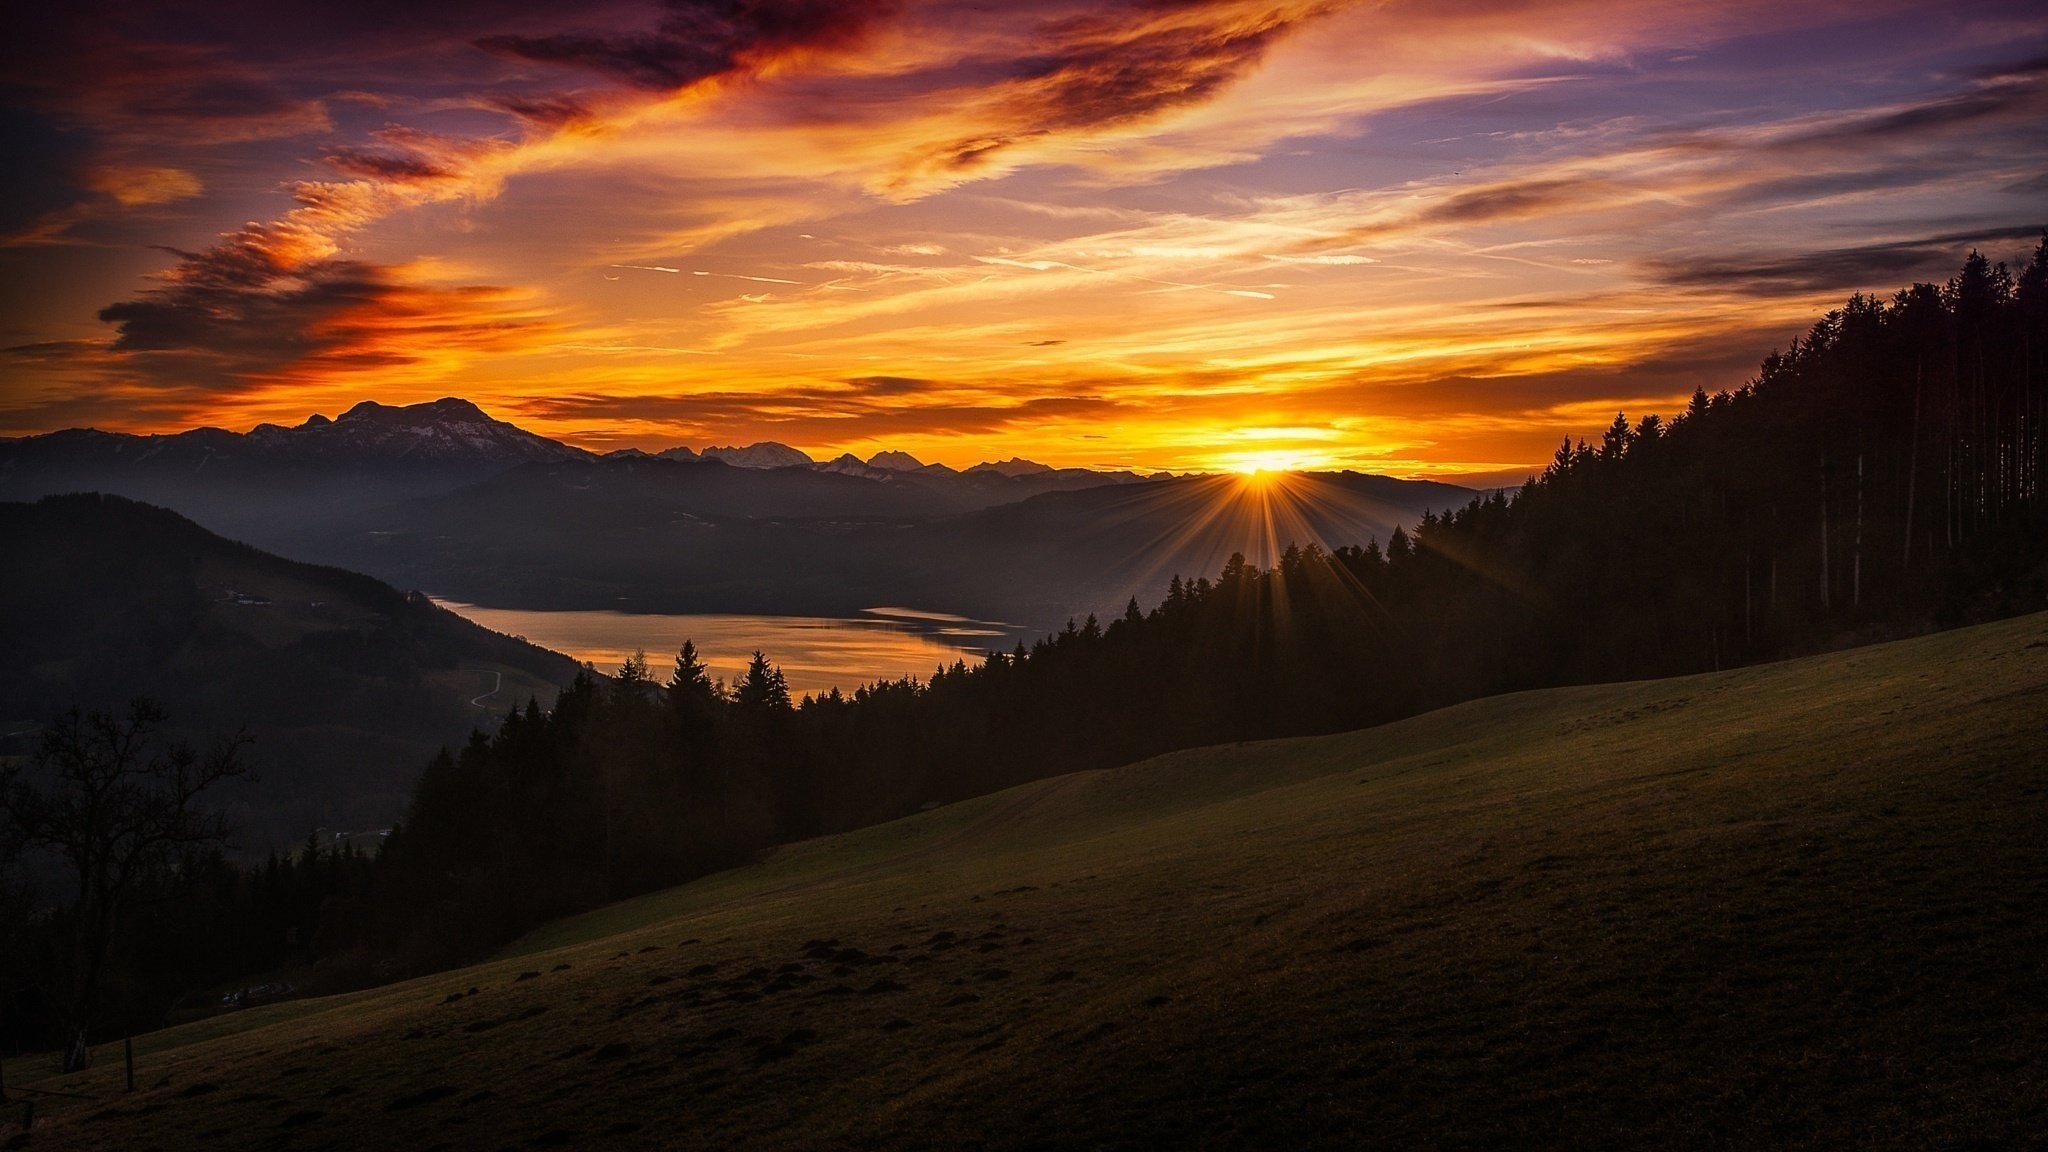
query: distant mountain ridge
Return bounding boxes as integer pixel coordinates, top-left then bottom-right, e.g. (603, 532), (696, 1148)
(701, 441), (818, 470)
(6, 397), (589, 472)
(1, 398), (1468, 626)
(4, 393), (1171, 520)
(243, 397), (590, 465)
(0, 398), (1131, 477)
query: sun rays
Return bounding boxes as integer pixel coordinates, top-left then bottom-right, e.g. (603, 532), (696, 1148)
(1071, 467), (1416, 604)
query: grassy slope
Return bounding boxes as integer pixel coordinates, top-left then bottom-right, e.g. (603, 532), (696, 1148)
(8, 613), (2045, 1149)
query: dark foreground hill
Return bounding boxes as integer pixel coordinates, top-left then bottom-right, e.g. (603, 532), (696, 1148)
(0, 494), (582, 847)
(9, 611), (2043, 1149)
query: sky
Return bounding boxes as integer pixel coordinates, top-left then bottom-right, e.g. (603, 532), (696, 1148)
(1, 1), (2043, 482)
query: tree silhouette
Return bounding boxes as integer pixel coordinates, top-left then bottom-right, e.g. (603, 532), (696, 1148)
(734, 651), (791, 714)
(667, 639), (716, 704)
(1, 700), (249, 1070)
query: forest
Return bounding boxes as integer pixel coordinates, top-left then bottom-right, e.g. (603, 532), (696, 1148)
(4, 241), (2044, 1058)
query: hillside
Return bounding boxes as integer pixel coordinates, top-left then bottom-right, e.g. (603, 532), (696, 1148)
(9, 611), (2043, 1148)
(0, 494), (583, 847)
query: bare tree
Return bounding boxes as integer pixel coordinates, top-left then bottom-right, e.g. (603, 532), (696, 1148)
(0, 701), (249, 1071)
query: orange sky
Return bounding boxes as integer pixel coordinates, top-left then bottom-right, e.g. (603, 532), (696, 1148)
(2, 0), (2043, 482)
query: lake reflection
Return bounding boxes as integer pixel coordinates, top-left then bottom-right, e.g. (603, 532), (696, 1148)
(432, 600), (1027, 698)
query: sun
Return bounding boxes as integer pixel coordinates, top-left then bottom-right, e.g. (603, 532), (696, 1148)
(1223, 449), (1324, 475)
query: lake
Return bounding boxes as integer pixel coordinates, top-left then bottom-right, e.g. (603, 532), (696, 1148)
(433, 600), (1031, 698)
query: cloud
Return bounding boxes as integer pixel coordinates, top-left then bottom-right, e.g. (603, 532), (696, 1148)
(477, 0), (898, 92)
(82, 166), (203, 207)
(512, 386), (1125, 441)
(479, 91), (602, 128)
(66, 175), (558, 396)
(1265, 253), (1374, 265)
(323, 150), (462, 185)
(1775, 73), (2048, 151)
(1419, 178), (1586, 226)
(7, 37), (332, 147)
(846, 375), (935, 395)
(323, 126), (517, 190)
(1643, 226), (2046, 295)
(3, 251), (560, 430)
(0, 29), (338, 242)
(92, 255), (558, 392)
(889, 1), (1337, 187)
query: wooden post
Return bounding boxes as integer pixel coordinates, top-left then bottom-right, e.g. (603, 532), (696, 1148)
(124, 1037), (134, 1093)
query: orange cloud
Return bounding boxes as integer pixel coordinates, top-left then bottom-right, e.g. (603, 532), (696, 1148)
(83, 165), (203, 208)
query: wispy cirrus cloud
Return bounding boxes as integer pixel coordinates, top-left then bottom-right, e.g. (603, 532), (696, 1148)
(510, 384), (1126, 444)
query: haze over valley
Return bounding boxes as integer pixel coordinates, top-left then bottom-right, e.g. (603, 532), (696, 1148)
(0, 396), (1472, 630)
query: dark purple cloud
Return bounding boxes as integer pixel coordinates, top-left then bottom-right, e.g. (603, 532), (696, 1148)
(86, 225), (555, 394)
(1417, 178), (1582, 226)
(477, 0), (898, 91)
(480, 91), (601, 127)
(1643, 226), (2045, 296)
(845, 375), (936, 395)
(917, 2), (1330, 171)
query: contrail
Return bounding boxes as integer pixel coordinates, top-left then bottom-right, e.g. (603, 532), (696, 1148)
(608, 264), (801, 285)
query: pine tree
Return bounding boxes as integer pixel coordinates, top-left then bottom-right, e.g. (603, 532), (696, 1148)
(667, 639), (722, 716)
(735, 651), (792, 713)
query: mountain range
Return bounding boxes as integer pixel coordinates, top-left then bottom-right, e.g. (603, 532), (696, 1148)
(0, 398), (1472, 628)
(0, 396), (1158, 522)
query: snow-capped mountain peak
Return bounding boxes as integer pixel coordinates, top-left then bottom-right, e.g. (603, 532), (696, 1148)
(867, 450), (926, 472)
(701, 442), (816, 469)
(969, 457), (1056, 477)
(251, 397), (589, 464)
